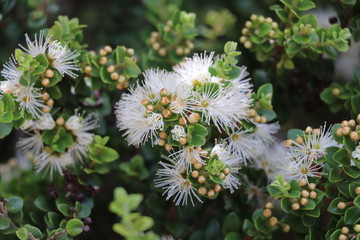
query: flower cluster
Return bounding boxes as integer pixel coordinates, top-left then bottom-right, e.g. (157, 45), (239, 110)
(18, 112), (98, 177)
(260, 124), (340, 183)
(116, 50), (280, 205)
(1, 31), (79, 119)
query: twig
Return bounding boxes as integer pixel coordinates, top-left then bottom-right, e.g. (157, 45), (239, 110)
(46, 229), (66, 240)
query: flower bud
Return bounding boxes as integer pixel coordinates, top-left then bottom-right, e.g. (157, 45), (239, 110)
(269, 217), (278, 226)
(158, 139), (166, 146)
(159, 131), (167, 139)
(341, 227), (349, 234)
(85, 66), (92, 73)
(308, 183), (316, 190)
(99, 57), (107, 65)
(165, 144), (172, 152)
(265, 202), (273, 209)
(41, 78), (50, 87)
(189, 113), (200, 124)
(198, 187), (207, 196)
(107, 65), (115, 73)
(207, 189), (215, 198)
(332, 88), (340, 97)
(337, 202), (346, 210)
(300, 198), (308, 206)
(214, 184), (222, 192)
(309, 191), (317, 199)
(104, 45), (113, 53)
(99, 49), (107, 56)
(56, 117), (65, 126)
(301, 190), (310, 198)
(198, 176), (206, 184)
(45, 69), (54, 78)
(292, 202), (300, 210)
(159, 48), (167, 56)
(263, 209), (272, 218)
(191, 170), (199, 178)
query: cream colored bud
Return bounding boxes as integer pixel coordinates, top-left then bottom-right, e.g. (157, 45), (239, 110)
(248, 109), (256, 117)
(268, 30), (276, 37)
(295, 136), (304, 144)
(272, 22), (278, 29)
(354, 224), (360, 232)
(42, 107), (50, 113)
(292, 202), (300, 210)
(241, 28), (249, 35)
(41, 78), (50, 87)
(206, 189), (215, 198)
(104, 45), (113, 53)
(159, 132), (167, 139)
(260, 116), (267, 123)
(99, 49), (107, 56)
(266, 17), (273, 23)
(159, 48), (167, 56)
(309, 191), (317, 199)
(332, 88), (340, 97)
(179, 117), (187, 125)
(111, 72), (119, 80)
(191, 170), (199, 178)
(118, 75), (126, 83)
(305, 126), (313, 134)
(162, 110), (172, 118)
(42, 92), (50, 101)
(164, 26), (171, 32)
(348, 119), (356, 128)
(126, 48), (134, 56)
(194, 162), (203, 170)
(341, 226), (349, 234)
(245, 21), (252, 28)
(46, 99), (54, 107)
(214, 184), (222, 192)
(355, 186), (360, 195)
(56, 117), (64, 126)
(239, 36), (247, 43)
(250, 14), (257, 21)
(283, 139), (293, 147)
(341, 120), (349, 127)
(165, 144), (172, 152)
(158, 139), (166, 146)
(336, 127), (343, 137)
(198, 176), (206, 184)
(107, 65), (115, 73)
(258, 16), (265, 23)
(263, 209), (272, 218)
(198, 187), (207, 196)
(45, 69), (54, 78)
(265, 202), (273, 209)
(189, 113), (200, 124)
(342, 127), (351, 135)
(338, 234), (347, 240)
(99, 56), (107, 65)
(299, 178), (307, 187)
(269, 217), (278, 226)
(223, 168), (230, 175)
(146, 104), (154, 112)
(308, 183), (316, 191)
(254, 115), (261, 123)
(176, 47), (184, 55)
(184, 48), (191, 55)
(152, 42), (160, 51)
(300, 198), (308, 206)
(337, 202), (346, 210)
(282, 224), (290, 233)
(179, 137), (187, 145)
(313, 128), (320, 136)
(85, 66), (92, 73)
(301, 190), (310, 198)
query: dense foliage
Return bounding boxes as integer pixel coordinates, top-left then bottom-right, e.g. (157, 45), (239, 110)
(0, 0), (359, 239)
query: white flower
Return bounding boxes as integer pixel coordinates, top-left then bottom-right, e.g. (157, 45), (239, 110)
(47, 41), (80, 78)
(19, 30), (50, 57)
(33, 114), (56, 130)
(13, 85), (46, 119)
(35, 149), (72, 177)
(66, 113), (98, 161)
(282, 159), (324, 183)
(254, 143), (289, 181)
(191, 84), (251, 131)
(211, 143), (241, 193)
(173, 52), (222, 86)
(169, 146), (206, 172)
(222, 174), (240, 193)
(115, 97), (164, 147)
(253, 122), (280, 144)
(170, 125), (186, 141)
(232, 66), (252, 94)
(226, 129), (258, 165)
(17, 132), (44, 155)
(1, 55), (23, 82)
(289, 124), (339, 162)
(352, 146), (360, 160)
(155, 161), (202, 206)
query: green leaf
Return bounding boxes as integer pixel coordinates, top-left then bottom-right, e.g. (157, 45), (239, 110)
(344, 206), (360, 225)
(89, 143), (119, 163)
(7, 197), (24, 213)
(0, 122), (13, 139)
(25, 225), (42, 239)
(225, 232), (241, 240)
(298, 14), (318, 28)
(257, 83), (273, 100)
(222, 212), (242, 235)
(35, 54), (49, 68)
(354, 195), (360, 207)
(115, 46), (126, 64)
(66, 219), (84, 236)
(302, 213), (317, 227)
(16, 227), (28, 240)
(0, 216), (11, 230)
(343, 166), (360, 178)
(351, 94), (360, 114)
(124, 57), (141, 78)
(100, 66), (113, 83)
(50, 23), (64, 38)
(333, 148), (350, 166)
(2, 93), (16, 112)
(165, 221), (188, 238)
(327, 197), (346, 215)
(34, 195), (52, 212)
(187, 124), (208, 146)
(243, 219), (257, 237)
(297, 1), (316, 11)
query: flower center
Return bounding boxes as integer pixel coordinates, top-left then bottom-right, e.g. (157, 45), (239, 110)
(301, 167), (309, 174)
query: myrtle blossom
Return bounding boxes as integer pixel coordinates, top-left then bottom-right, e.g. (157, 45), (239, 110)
(173, 52), (222, 86)
(190, 84), (251, 131)
(289, 124), (339, 162)
(171, 125), (187, 141)
(351, 146), (360, 160)
(282, 158), (324, 183)
(168, 146), (206, 172)
(155, 161), (202, 206)
(226, 129), (259, 164)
